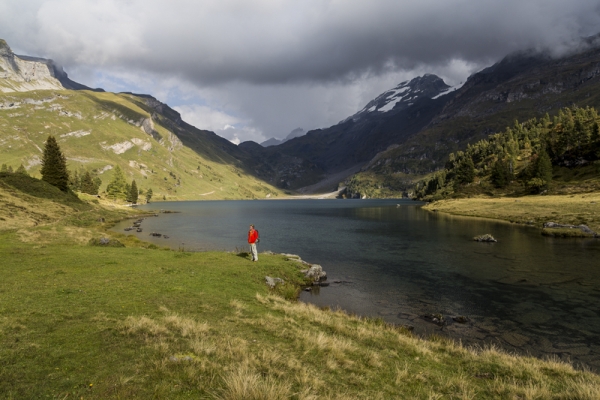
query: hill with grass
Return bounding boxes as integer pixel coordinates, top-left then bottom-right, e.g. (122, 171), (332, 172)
(0, 39), (281, 201)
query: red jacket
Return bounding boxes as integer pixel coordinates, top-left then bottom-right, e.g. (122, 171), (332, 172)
(248, 229), (259, 244)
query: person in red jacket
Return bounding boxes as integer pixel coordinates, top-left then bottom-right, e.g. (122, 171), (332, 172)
(248, 224), (259, 262)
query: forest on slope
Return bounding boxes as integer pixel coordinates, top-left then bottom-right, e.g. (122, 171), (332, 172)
(415, 106), (600, 200)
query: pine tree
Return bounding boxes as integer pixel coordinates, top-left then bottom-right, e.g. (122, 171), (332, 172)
(491, 160), (511, 188)
(535, 147), (553, 185)
(106, 166), (129, 200)
(145, 188), (153, 204)
(41, 135), (69, 191)
(80, 171), (98, 195)
(455, 157), (475, 184)
(68, 169), (81, 192)
(592, 122), (600, 142)
(7, 165), (13, 173)
(15, 164), (28, 176)
(127, 180), (139, 204)
(525, 147), (553, 193)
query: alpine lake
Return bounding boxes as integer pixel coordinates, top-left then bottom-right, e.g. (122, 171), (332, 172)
(112, 199), (600, 371)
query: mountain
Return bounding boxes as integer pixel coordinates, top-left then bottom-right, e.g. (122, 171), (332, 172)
(241, 74), (453, 190)
(260, 128), (305, 147)
(0, 39), (281, 200)
(351, 38), (600, 198)
(242, 36), (600, 196)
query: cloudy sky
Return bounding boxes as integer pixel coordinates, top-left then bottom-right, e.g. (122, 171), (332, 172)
(2, 0), (600, 144)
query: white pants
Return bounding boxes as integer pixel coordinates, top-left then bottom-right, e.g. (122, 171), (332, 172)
(250, 243), (258, 261)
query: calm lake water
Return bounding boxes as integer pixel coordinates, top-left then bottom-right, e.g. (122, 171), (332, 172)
(113, 199), (600, 371)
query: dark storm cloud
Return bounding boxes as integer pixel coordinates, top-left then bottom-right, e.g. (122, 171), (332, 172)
(2, 0), (600, 141)
(2, 0), (600, 87)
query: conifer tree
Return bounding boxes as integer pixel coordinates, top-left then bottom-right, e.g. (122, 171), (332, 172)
(41, 135), (69, 191)
(592, 122), (600, 142)
(15, 164), (28, 176)
(491, 160), (511, 188)
(80, 171), (99, 195)
(145, 188), (153, 204)
(455, 157), (475, 184)
(127, 180), (139, 204)
(7, 165), (13, 173)
(106, 166), (129, 200)
(535, 147), (553, 185)
(68, 169), (81, 192)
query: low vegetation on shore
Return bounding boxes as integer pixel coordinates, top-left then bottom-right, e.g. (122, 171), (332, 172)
(423, 192), (600, 234)
(1, 172), (600, 398)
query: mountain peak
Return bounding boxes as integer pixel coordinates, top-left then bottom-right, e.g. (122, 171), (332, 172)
(347, 74), (453, 122)
(0, 39), (102, 93)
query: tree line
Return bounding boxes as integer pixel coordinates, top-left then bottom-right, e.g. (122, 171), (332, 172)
(2, 135), (153, 204)
(415, 106), (600, 199)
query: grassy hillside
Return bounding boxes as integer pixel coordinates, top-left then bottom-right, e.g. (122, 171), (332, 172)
(0, 89), (282, 200)
(1, 153), (600, 399)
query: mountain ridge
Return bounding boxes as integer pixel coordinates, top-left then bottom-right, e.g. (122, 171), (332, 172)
(0, 39), (282, 200)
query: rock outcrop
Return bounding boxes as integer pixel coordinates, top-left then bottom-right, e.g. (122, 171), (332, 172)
(0, 39), (102, 93)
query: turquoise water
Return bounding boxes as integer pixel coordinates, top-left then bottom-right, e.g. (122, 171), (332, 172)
(113, 199), (600, 370)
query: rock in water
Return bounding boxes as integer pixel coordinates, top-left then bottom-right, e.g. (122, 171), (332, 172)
(301, 264), (327, 283)
(473, 234), (497, 242)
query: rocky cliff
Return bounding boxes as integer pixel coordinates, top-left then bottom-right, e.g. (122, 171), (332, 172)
(0, 39), (104, 93)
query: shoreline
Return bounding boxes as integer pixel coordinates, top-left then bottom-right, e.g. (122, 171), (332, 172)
(422, 193), (600, 235)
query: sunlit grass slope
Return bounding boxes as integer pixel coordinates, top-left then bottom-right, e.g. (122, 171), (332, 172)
(423, 192), (600, 235)
(1, 173), (600, 398)
(0, 89), (281, 200)
(2, 235), (600, 399)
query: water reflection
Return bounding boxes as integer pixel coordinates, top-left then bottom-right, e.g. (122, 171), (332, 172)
(114, 199), (600, 371)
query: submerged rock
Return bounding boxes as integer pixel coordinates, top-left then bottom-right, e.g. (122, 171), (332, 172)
(422, 313), (446, 326)
(452, 316), (469, 324)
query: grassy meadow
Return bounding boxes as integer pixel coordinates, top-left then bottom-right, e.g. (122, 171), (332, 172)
(423, 192), (600, 234)
(2, 174), (600, 399)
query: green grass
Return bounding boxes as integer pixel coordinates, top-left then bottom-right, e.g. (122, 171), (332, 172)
(0, 235), (307, 399)
(0, 89), (282, 201)
(2, 233), (600, 399)
(424, 193), (600, 233)
(2, 169), (600, 399)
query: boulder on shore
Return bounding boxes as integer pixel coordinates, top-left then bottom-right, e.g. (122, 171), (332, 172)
(543, 222), (598, 237)
(265, 276), (284, 288)
(301, 264), (327, 283)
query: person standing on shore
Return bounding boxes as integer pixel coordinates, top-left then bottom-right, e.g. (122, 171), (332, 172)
(248, 224), (259, 262)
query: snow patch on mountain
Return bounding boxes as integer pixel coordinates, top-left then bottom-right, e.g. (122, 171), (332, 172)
(347, 74), (452, 122)
(432, 83), (463, 99)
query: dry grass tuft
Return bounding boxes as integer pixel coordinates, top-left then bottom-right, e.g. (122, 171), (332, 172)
(217, 366), (292, 400)
(163, 314), (209, 338)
